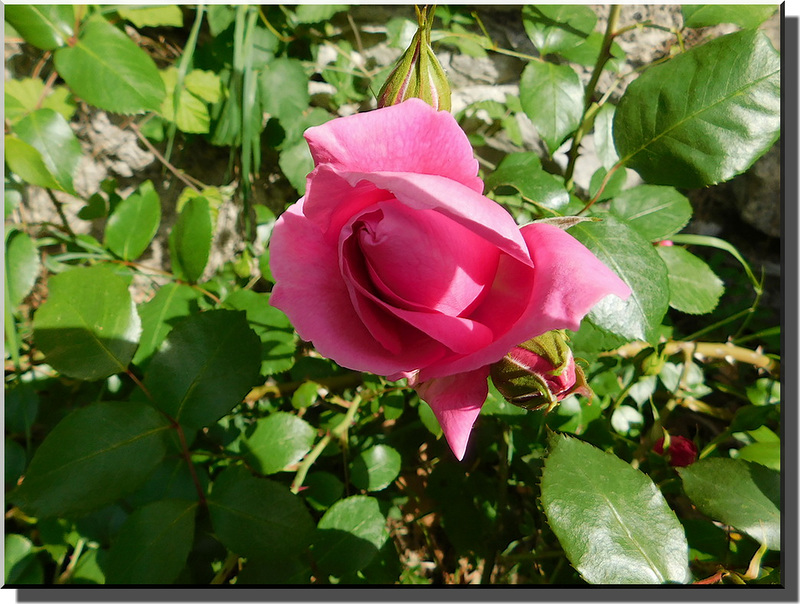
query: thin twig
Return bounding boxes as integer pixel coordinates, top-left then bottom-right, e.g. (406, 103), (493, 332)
(129, 122), (203, 192)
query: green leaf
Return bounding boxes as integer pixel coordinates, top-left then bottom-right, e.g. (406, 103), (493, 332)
(588, 166), (627, 202)
(593, 103), (619, 170)
(570, 214), (670, 343)
(53, 16), (166, 114)
(5, 229), (41, 308)
(609, 185), (693, 242)
(657, 246), (724, 315)
(184, 70), (222, 104)
(117, 6), (184, 28)
(33, 265), (142, 381)
(260, 58), (310, 124)
(519, 61), (584, 154)
(522, 5), (597, 56)
(614, 30), (780, 188)
(4, 383), (39, 436)
(11, 401), (171, 518)
(292, 5), (347, 24)
(679, 458), (780, 550)
(105, 499), (197, 584)
(485, 152), (569, 211)
(737, 442), (780, 471)
(13, 109), (82, 195)
(168, 196), (212, 283)
(4, 137), (62, 190)
(4, 534), (43, 584)
(541, 433), (690, 584)
(682, 5), (778, 29)
(291, 381), (320, 409)
(302, 472), (344, 512)
(349, 445), (402, 492)
(223, 289), (297, 375)
(312, 496), (388, 577)
(5, 78), (75, 124)
(144, 309), (261, 429)
(279, 138), (314, 195)
(207, 466), (315, 559)
(5, 5), (74, 50)
(559, 32), (625, 69)
(127, 457), (204, 507)
(6, 439), (27, 487)
(243, 412), (316, 475)
(105, 180), (161, 261)
(159, 67), (211, 134)
(132, 283), (200, 367)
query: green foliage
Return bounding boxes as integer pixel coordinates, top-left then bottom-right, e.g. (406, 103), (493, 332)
(33, 265), (142, 381)
(4, 4), (782, 587)
(542, 433), (690, 583)
(679, 459), (780, 550)
(614, 30), (780, 188)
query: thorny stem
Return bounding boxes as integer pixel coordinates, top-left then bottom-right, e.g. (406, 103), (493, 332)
(45, 189), (77, 239)
(245, 372), (364, 402)
(606, 340), (780, 375)
(210, 551), (240, 584)
(564, 5), (621, 190)
(55, 538), (86, 584)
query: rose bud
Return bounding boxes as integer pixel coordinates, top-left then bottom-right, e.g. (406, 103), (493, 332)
(377, 5), (451, 111)
(654, 434), (698, 467)
(490, 330), (592, 413)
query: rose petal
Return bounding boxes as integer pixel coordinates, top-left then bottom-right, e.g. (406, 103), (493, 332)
(354, 200), (500, 315)
(304, 98), (483, 193)
(518, 222), (632, 333)
(414, 367), (490, 460)
(336, 170), (533, 267)
(269, 199), (445, 375)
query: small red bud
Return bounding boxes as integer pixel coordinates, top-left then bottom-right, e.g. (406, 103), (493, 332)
(654, 435), (698, 467)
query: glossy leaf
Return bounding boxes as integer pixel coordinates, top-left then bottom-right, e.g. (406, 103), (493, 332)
(570, 214), (670, 343)
(5, 5), (74, 50)
(168, 196), (213, 283)
(312, 496), (388, 577)
(679, 458), (780, 550)
(223, 289), (296, 375)
(53, 16), (166, 114)
(243, 412), (316, 475)
(132, 283), (200, 367)
(144, 309), (261, 429)
(593, 103), (619, 170)
(657, 246), (724, 315)
(520, 60), (584, 154)
(485, 152), (569, 211)
(207, 466), (314, 559)
(737, 442), (780, 471)
(13, 109), (82, 195)
(4, 137), (62, 191)
(33, 265), (142, 381)
(350, 445), (402, 492)
(522, 5), (597, 56)
(682, 5), (778, 29)
(105, 180), (161, 261)
(541, 433), (690, 584)
(610, 185), (692, 242)
(11, 402), (171, 518)
(5, 230), (41, 308)
(302, 472), (345, 512)
(105, 499), (197, 584)
(614, 30), (780, 188)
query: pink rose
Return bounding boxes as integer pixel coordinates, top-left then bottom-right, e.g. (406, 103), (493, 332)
(270, 99), (630, 459)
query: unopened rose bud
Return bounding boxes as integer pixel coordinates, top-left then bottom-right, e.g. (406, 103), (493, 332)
(490, 330), (592, 413)
(376, 5), (451, 111)
(654, 434), (698, 467)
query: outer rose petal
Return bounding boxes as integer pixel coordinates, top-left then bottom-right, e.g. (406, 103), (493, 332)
(518, 222), (632, 333)
(269, 199), (444, 376)
(304, 98), (483, 193)
(414, 367), (490, 461)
